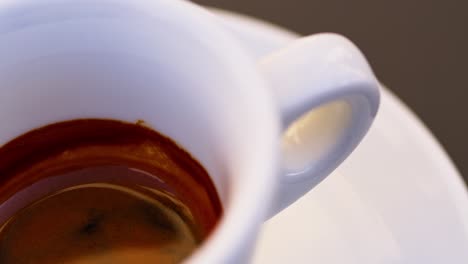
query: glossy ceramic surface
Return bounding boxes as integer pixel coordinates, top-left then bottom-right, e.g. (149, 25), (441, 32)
(212, 8), (468, 264)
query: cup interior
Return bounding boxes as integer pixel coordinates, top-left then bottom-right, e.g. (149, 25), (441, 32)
(0, 2), (238, 202)
(0, 1), (280, 262)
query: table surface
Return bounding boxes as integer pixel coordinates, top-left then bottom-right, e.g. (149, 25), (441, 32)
(194, 0), (468, 183)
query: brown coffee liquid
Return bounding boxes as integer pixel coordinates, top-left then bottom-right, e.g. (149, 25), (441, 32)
(0, 119), (222, 264)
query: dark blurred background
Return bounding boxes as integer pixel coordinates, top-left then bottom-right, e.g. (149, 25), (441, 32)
(193, 0), (468, 182)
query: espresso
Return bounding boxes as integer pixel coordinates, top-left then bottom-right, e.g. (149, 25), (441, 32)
(0, 119), (222, 264)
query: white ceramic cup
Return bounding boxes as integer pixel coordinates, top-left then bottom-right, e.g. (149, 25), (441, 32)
(0, 0), (380, 263)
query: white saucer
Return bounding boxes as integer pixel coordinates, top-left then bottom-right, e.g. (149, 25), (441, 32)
(212, 9), (468, 263)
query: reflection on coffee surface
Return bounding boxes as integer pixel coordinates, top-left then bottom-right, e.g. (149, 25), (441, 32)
(0, 119), (222, 264)
(0, 182), (198, 263)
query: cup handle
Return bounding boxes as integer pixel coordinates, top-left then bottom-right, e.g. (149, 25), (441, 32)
(258, 33), (380, 217)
